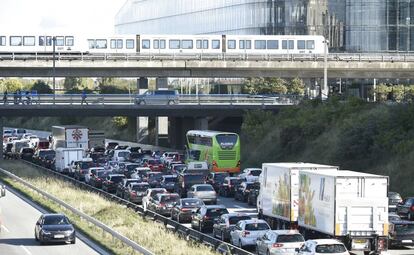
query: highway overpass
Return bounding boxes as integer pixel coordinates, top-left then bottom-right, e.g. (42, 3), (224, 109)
(1, 53), (414, 78)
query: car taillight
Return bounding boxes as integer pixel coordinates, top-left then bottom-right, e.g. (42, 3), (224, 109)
(159, 203), (165, 207)
(212, 160), (218, 167)
(242, 231), (250, 237)
(203, 215), (210, 220)
(181, 208), (191, 212)
(272, 243), (283, 248)
(130, 191), (136, 197)
(237, 160), (240, 167)
(96, 178), (101, 181)
(410, 205), (414, 212)
(378, 238), (386, 250)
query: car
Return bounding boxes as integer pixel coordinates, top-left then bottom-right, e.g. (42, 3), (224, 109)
(102, 174), (125, 193)
(130, 167), (151, 180)
(123, 163), (141, 178)
(160, 175), (178, 192)
(295, 239), (350, 255)
(34, 213), (76, 244)
(247, 185), (260, 206)
(230, 219), (270, 249)
(142, 188), (168, 212)
(148, 193), (180, 216)
(19, 147), (34, 161)
(234, 181), (260, 202)
(191, 205), (229, 232)
(124, 182), (150, 204)
(144, 159), (164, 172)
(397, 197), (414, 220)
(145, 172), (164, 188)
(205, 172), (229, 192)
(115, 178), (140, 198)
(388, 217), (414, 248)
(176, 173), (206, 197)
(160, 151), (180, 165)
(89, 170), (111, 188)
(256, 230), (305, 255)
(112, 149), (130, 162)
(33, 149), (55, 166)
(171, 198), (205, 223)
(12, 128), (26, 139)
(85, 167), (105, 184)
(187, 184), (217, 204)
(389, 191), (403, 212)
(238, 168), (262, 182)
(212, 213), (252, 241)
(135, 90), (179, 105)
(74, 158), (95, 181)
(170, 163), (187, 174)
(219, 177), (243, 197)
(104, 160), (119, 172)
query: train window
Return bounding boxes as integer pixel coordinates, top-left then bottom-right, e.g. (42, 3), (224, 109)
(10, 36), (22, 46)
(227, 40), (236, 49)
(169, 40), (180, 49)
(110, 39), (116, 49)
(0, 36), (5, 46)
(182, 40), (193, 49)
(23, 36), (35, 46)
(203, 40), (208, 49)
(56, 36), (64, 46)
(126, 39), (134, 49)
(267, 40), (278, 49)
(96, 39), (107, 49)
(282, 40), (294, 50)
(160, 39), (166, 49)
(88, 39), (95, 49)
(297, 40), (306, 49)
(39, 36), (45, 46)
(142, 39), (150, 49)
(65, 36), (74, 46)
(239, 40), (245, 49)
(196, 40), (202, 49)
(254, 40), (266, 49)
(306, 40), (315, 50)
(117, 39), (123, 49)
(46, 36), (52, 46)
(246, 40), (251, 49)
(153, 40), (159, 49)
(212, 40), (220, 49)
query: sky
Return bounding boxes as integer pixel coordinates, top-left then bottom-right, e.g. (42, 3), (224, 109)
(0, 0), (126, 34)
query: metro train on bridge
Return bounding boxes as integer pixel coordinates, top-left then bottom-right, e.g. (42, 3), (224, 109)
(0, 34), (326, 55)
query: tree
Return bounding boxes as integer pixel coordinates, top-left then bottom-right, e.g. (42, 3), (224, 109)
(63, 77), (83, 91)
(31, 80), (53, 94)
(392, 85), (405, 102)
(243, 77), (288, 94)
(287, 77), (305, 95)
(1, 79), (24, 92)
(375, 83), (391, 102)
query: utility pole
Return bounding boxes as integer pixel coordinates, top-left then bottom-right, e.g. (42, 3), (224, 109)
(53, 36), (56, 104)
(323, 39), (329, 100)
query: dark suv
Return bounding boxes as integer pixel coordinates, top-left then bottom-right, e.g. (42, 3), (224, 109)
(219, 177), (242, 197)
(205, 172), (229, 192)
(389, 192), (403, 212)
(102, 174), (125, 193)
(397, 197), (414, 220)
(176, 173), (206, 197)
(234, 181), (260, 202)
(191, 205), (229, 233)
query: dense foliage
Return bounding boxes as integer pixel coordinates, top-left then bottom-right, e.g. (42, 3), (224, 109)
(241, 97), (414, 196)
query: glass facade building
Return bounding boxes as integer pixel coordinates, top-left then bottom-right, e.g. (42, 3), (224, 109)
(115, 0), (414, 52)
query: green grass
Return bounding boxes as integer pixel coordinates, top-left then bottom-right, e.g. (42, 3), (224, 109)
(0, 160), (217, 255)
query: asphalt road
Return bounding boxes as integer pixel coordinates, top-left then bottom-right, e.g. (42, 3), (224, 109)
(0, 185), (109, 255)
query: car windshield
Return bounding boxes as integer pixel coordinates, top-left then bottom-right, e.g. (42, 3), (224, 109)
(206, 208), (229, 217)
(163, 177), (177, 183)
(161, 195), (180, 203)
(315, 244), (347, 253)
(39, 150), (55, 157)
(276, 234), (305, 243)
(230, 179), (242, 185)
(118, 151), (130, 158)
(22, 148), (34, 153)
(16, 129), (26, 134)
(395, 224), (414, 234)
(196, 185), (214, 191)
(246, 183), (260, 190)
(250, 170), (262, 176)
(110, 176), (124, 182)
(80, 161), (94, 169)
(215, 173), (229, 180)
(245, 223), (270, 231)
(184, 175), (205, 183)
(149, 173), (163, 180)
(43, 215), (70, 225)
(126, 165), (139, 171)
(149, 159), (161, 164)
(97, 171), (109, 177)
(174, 165), (186, 172)
(229, 216), (251, 225)
(182, 199), (204, 207)
(132, 185), (149, 192)
(389, 193), (402, 200)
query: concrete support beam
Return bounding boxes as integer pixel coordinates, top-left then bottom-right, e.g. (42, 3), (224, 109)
(195, 118), (208, 130)
(136, 117), (149, 144)
(156, 78), (168, 89)
(168, 117), (198, 150)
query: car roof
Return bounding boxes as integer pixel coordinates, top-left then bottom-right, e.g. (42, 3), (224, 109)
(204, 204), (226, 209)
(269, 230), (301, 235)
(223, 213), (250, 218)
(240, 219), (267, 224)
(108, 174), (124, 177)
(131, 182), (149, 186)
(390, 219), (414, 224)
(193, 184), (213, 187)
(42, 213), (66, 217)
(307, 239), (345, 245)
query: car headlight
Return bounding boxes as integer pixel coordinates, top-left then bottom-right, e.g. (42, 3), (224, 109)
(41, 229), (51, 235)
(65, 229), (75, 235)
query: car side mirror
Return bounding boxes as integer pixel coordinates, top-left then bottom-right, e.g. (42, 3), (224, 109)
(0, 185), (6, 197)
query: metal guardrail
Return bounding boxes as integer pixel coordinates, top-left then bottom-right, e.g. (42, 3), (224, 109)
(0, 93), (301, 106)
(2, 52), (414, 62)
(0, 166), (154, 255)
(17, 159), (254, 255)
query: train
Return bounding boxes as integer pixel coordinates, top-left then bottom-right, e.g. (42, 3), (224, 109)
(0, 34), (327, 55)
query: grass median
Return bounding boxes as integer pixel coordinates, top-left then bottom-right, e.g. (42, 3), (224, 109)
(0, 160), (217, 255)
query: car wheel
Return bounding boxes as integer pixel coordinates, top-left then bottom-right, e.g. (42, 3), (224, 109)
(71, 238), (76, 244)
(177, 214), (182, 223)
(266, 249), (271, 255)
(238, 239), (243, 249)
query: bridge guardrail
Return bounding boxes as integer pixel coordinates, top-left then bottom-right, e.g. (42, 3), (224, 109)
(0, 166), (154, 255)
(16, 159), (254, 255)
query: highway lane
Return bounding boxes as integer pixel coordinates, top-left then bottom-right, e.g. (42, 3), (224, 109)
(0, 184), (109, 255)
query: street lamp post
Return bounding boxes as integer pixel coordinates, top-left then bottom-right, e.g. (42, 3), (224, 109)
(322, 39), (329, 100)
(52, 36), (56, 104)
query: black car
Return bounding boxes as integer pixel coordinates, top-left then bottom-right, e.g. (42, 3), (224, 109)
(148, 193), (180, 216)
(219, 177), (242, 197)
(20, 147), (35, 161)
(191, 205), (229, 232)
(43, 154), (56, 169)
(123, 163), (141, 178)
(389, 217), (414, 247)
(171, 198), (205, 223)
(74, 160), (95, 181)
(34, 213), (75, 244)
(247, 186), (260, 206)
(176, 173), (206, 197)
(146, 172), (164, 188)
(389, 192), (403, 212)
(397, 197), (414, 220)
(234, 181), (260, 202)
(102, 174), (125, 193)
(213, 213), (252, 241)
(33, 149), (55, 165)
(115, 178), (140, 199)
(205, 172), (229, 192)
(160, 175), (178, 192)
(89, 170), (111, 188)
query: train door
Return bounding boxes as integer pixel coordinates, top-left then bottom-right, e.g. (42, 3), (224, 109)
(152, 37), (167, 54)
(222, 35), (226, 53)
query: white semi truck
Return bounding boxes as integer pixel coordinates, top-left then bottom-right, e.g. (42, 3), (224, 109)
(54, 147), (85, 174)
(51, 125), (89, 150)
(298, 170), (389, 255)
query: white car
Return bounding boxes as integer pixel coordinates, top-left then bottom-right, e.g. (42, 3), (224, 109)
(256, 230), (304, 255)
(85, 167), (105, 184)
(142, 188), (167, 212)
(238, 168), (262, 182)
(296, 239), (350, 255)
(230, 219), (270, 249)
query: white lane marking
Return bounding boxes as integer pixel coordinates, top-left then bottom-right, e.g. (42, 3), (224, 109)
(234, 205), (243, 208)
(1, 224), (10, 233)
(20, 245), (32, 255)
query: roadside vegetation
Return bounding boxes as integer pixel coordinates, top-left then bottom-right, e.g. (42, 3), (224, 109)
(0, 160), (217, 255)
(241, 97), (414, 196)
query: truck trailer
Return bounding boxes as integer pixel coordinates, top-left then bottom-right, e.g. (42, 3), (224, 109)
(298, 170), (389, 254)
(54, 147), (85, 174)
(51, 125), (89, 150)
(258, 163), (339, 229)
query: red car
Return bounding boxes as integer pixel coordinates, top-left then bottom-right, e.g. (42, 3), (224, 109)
(144, 159), (164, 172)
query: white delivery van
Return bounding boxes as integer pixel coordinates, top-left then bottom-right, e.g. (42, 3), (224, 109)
(55, 147), (85, 174)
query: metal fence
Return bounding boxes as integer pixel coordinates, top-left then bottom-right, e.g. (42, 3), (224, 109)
(16, 159), (254, 255)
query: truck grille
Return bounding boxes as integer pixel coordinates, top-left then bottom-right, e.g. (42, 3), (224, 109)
(218, 151), (236, 160)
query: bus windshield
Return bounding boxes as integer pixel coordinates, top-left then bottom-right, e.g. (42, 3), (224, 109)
(216, 134), (238, 149)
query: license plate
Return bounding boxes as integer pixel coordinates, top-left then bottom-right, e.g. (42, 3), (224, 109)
(354, 239), (367, 244)
(54, 234), (64, 238)
(402, 240), (412, 243)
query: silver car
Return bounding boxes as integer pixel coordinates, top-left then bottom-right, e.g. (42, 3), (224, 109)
(135, 90), (179, 105)
(256, 230), (305, 255)
(187, 184), (217, 204)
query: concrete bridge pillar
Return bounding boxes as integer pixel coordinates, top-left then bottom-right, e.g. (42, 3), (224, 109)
(168, 117), (209, 150)
(0, 118), (3, 160)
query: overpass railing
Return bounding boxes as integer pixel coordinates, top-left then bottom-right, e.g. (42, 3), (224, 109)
(1, 52), (414, 62)
(0, 93), (301, 106)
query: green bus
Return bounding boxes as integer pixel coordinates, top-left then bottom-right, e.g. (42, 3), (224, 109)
(185, 130), (240, 174)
